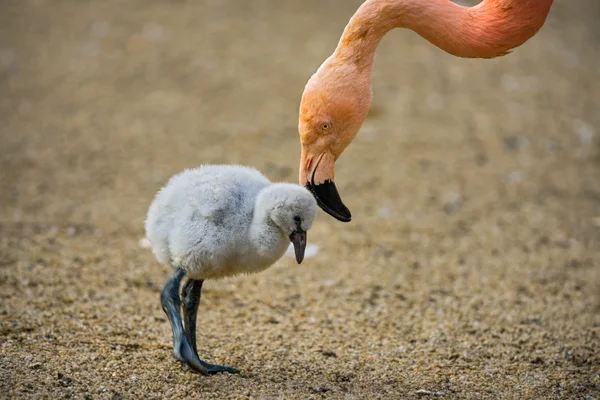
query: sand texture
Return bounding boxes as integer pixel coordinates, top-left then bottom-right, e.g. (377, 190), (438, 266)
(1, 0), (599, 399)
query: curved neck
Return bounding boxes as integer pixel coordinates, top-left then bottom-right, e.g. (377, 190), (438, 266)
(249, 202), (272, 240)
(248, 197), (283, 258)
(332, 0), (553, 70)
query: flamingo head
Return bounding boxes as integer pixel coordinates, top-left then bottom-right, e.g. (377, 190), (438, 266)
(298, 64), (371, 222)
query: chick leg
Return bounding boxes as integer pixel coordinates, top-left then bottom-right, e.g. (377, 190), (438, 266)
(181, 278), (203, 354)
(160, 268), (208, 375)
(181, 278), (239, 374)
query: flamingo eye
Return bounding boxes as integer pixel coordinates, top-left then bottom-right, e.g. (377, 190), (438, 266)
(321, 123), (331, 131)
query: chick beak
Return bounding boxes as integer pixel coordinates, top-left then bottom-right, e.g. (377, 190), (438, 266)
(289, 229), (307, 264)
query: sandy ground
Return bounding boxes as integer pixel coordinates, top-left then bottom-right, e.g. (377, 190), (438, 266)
(1, 0), (599, 399)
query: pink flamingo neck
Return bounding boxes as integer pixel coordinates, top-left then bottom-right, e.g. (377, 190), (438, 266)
(332, 0), (553, 72)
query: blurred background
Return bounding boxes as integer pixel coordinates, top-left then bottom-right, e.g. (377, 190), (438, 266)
(1, 0), (599, 398)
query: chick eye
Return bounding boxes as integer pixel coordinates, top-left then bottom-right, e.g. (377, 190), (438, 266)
(321, 122), (331, 131)
(293, 216), (301, 222)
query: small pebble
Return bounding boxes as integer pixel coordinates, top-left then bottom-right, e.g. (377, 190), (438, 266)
(443, 192), (462, 215)
(320, 349), (337, 358)
(378, 206), (392, 219)
(29, 362), (42, 369)
(416, 389), (445, 397)
(139, 237), (152, 249)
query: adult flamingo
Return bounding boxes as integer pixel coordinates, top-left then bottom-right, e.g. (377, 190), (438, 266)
(298, 0), (554, 222)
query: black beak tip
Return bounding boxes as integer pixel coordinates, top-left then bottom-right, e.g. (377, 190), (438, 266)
(306, 180), (352, 223)
(289, 231), (307, 264)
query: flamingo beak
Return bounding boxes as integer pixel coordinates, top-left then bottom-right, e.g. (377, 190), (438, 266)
(308, 179), (352, 223)
(301, 150), (352, 222)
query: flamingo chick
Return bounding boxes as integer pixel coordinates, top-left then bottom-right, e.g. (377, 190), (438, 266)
(145, 165), (317, 374)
